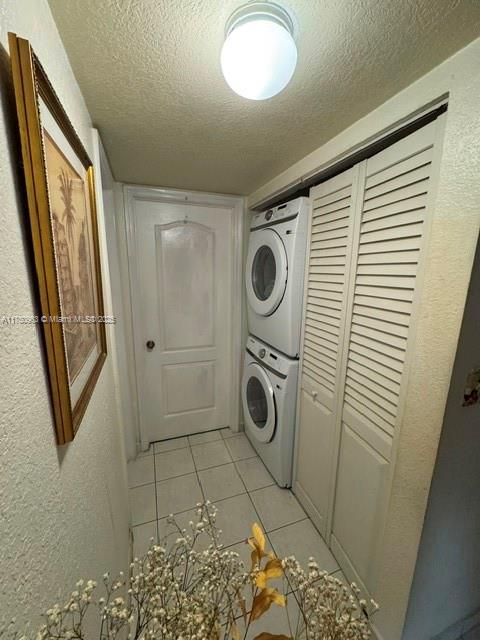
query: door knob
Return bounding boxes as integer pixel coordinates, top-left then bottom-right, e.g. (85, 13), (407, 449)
(146, 340), (155, 350)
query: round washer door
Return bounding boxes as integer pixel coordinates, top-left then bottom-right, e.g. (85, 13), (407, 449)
(242, 362), (276, 443)
(246, 228), (288, 316)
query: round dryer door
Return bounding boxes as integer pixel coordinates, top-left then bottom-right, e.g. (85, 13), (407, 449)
(246, 228), (287, 316)
(242, 363), (276, 443)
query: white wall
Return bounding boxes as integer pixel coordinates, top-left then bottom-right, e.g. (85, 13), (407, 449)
(95, 138), (137, 461)
(248, 37), (480, 640)
(112, 185), (142, 457)
(403, 235), (480, 640)
(0, 0), (130, 632)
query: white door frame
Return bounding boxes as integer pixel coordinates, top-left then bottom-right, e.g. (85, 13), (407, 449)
(124, 184), (244, 451)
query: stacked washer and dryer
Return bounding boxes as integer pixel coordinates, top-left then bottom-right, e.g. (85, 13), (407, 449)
(242, 197), (309, 487)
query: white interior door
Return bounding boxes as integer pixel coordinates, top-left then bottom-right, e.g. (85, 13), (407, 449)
(131, 197), (233, 442)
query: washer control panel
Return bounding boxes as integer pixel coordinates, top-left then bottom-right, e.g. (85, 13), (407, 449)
(246, 336), (296, 377)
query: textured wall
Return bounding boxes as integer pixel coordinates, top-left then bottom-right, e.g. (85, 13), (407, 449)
(403, 236), (480, 639)
(374, 48), (480, 639)
(48, 0), (480, 195)
(0, 0), (129, 633)
(97, 141), (137, 461)
(248, 38), (480, 640)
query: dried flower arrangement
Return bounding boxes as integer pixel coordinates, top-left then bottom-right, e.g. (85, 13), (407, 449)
(11, 503), (377, 640)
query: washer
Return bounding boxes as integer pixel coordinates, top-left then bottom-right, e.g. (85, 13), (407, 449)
(246, 196), (309, 358)
(242, 336), (299, 488)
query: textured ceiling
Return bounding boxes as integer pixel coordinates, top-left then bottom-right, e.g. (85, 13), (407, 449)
(48, 0), (480, 195)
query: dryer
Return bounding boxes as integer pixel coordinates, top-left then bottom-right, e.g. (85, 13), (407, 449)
(246, 197), (309, 358)
(242, 336), (299, 487)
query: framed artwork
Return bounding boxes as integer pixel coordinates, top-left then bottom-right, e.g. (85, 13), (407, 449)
(9, 33), (107, 444)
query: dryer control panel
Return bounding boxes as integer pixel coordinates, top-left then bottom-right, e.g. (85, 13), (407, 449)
(250, 196), (308, 231)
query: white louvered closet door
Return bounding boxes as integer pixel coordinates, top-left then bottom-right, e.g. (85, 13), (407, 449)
(294, 166), (362, 536)
(331, 118), (444, 598)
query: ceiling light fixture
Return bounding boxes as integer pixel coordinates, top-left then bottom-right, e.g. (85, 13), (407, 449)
(221, 1), (297, 101)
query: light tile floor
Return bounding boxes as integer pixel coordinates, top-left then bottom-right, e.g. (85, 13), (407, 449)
(129, 427), (342, 567)
(128, 428), (355, 631)
(131, 429), (480, 636)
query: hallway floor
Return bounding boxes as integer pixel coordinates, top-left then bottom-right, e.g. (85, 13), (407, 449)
(128, 428), (353, 635)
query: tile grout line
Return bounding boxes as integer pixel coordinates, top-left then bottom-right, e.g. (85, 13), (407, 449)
(188, 435), (207, 503)
(131, 517), (157, 529)
(133, 431), (243, 529)
(222, 471), (296, 599)
(231, 455), (273, 554)
(265, 516), (309, 536)
(191, 432), (229, 546)
(232, 457), (275, 493)
(240, 469), (315, 595)
(152, 446), (160, 544)
(214, 460), (271, 556)
(141, 431), (344, 607)
(154, 456), (248, 490)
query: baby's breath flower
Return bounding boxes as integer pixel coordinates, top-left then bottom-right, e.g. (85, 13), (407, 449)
(17, 501), (376, 640)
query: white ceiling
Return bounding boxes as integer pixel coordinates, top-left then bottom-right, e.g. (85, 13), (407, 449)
(49, 0), (480, 196)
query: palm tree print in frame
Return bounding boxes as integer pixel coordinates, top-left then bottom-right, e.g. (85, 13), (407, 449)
(44, 131), (98, 383)
(9, 33), (107, 443)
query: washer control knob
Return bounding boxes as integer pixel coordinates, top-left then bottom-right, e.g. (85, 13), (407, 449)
(259, 348), (266, 359)
(265, 209), (273, 221)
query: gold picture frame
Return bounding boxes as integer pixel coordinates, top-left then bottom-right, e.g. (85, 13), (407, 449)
(9, 33), (107, 444)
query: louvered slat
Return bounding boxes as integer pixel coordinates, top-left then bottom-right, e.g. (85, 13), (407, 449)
(357, 249), (420, 265)
(312, 216), (350, 233)
(351, 313), (409, 339)
(353, 304), (410, 328)
(354, 285), (415, 302)
(363, 164), (431, 202)
(366, 147), (433, 189)
(363, 180), (429, 212)
(302, 169), (356, 408)
(344, 381), (397, 423)
(315, 185), (352, 208)
(342, 141), (434, 440)
(309, 288), (344, 302)
(362, 193), (427, 223)
(346, 368), (399, 407)
(304, 336), (338, 363)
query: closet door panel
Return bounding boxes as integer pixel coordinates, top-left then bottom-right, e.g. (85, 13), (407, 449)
(295, 389), (335, 535)
(295, 166), (360, 527)
(300, 167), (358, 411)
(294, 116), (444, 602)
(333, 118), (442, 598)
(331, 424), (389, 593)
(340, 121), (438, 452)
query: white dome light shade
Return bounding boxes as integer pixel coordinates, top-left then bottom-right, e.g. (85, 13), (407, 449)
(221, 14), (297, 100)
